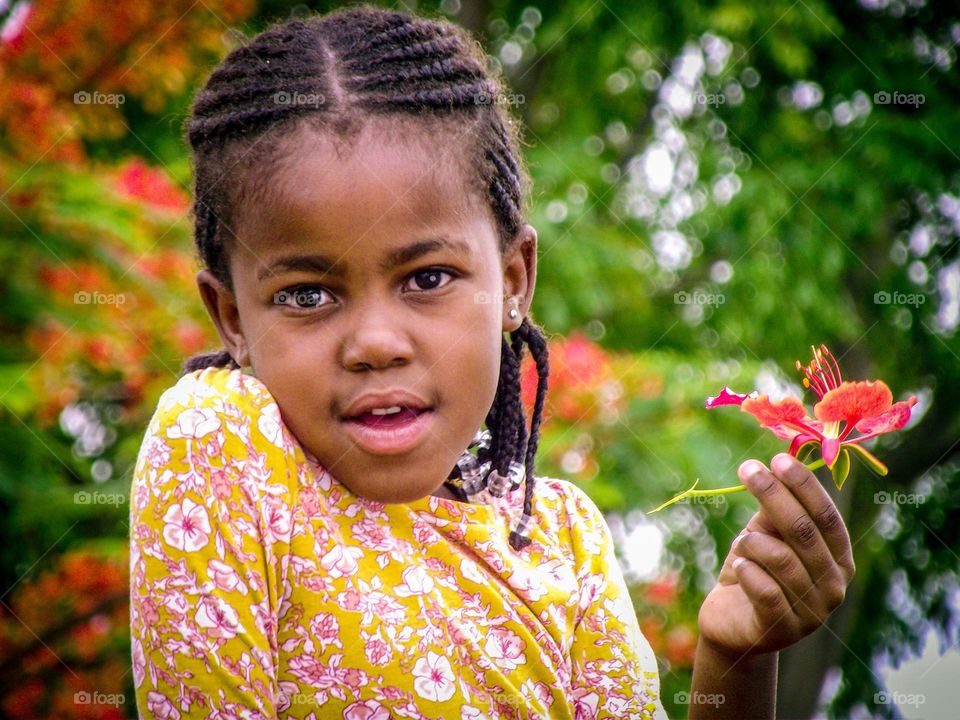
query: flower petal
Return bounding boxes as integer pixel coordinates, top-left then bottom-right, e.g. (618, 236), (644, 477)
(822, 437), (840, 468)
(741, 395), (821, 440)
(814, 380), (892, 425)
(788, 434), (819, 458)
(705, 386), (757, 409)
(854, 397), (917, 435)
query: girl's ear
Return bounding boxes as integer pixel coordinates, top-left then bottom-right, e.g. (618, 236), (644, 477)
(502, 223), (538, 332)
(196, 269), (250, 367)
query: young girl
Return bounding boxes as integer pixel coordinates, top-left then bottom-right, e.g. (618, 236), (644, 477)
(129, 5), (856, 718)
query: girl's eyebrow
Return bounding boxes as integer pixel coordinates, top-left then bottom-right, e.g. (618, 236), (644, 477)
(256, 236), (473, 282)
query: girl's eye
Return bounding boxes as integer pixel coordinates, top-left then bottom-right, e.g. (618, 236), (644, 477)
(406, 268), (454, 292)
(273, 286), (328, 310)
(273, 268), (455, 312)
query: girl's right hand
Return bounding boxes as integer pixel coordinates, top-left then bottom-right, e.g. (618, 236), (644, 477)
(697, 453), (856, 658)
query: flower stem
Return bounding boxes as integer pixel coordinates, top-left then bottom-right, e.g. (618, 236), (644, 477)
(647, 459), (825, 514)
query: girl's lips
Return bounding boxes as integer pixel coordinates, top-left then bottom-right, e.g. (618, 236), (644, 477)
(342, 408), (434, 455)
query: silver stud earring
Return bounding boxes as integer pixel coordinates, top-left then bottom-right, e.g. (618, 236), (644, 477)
(508, 308), (519, 319)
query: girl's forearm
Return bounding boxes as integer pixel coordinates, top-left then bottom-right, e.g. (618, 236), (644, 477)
(688, 637), (778, 719)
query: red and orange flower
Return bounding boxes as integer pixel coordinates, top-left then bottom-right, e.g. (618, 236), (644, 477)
(650, 345), (917, 512)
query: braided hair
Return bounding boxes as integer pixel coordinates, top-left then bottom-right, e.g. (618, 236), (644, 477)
(180, 4), (549, 551)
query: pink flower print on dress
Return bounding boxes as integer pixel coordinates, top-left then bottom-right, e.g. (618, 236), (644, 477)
(578, 573), (607, 614)
(143, 435), (172, 469)
(209, 466), (233, 501)
(138, 597), (159, 625)
(208, 559), (247, 595)
(484, 625), (526, 672)
(309, 612), (343, 652)
(262, 495), (292, 545)
(394, 565), (435, 597)
(459, 557), (487, 586)
(521, 679), (554, 709)
(361, 630), (393, 666)
(572, 686), (601, 720)
(195, 595), (245, 640)
(166, 407), (220, 440)
(508, 564), (548, 603)
(351, 519), (396, 552)
(163, 592), (189, 618)
(257, 402), (285, 448)
(343, 699), (392, 720)
(161, 497), (212, 552)
(286, 654), (369, 704)
(132, 637), (146, 687)
(320, 543), (363, 578)
(412, 651), (456, 703)
(352, 582), (407, 627)
(146, 690), (182, 719)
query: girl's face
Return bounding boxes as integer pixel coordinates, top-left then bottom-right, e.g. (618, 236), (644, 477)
(197, 121), (537, 504)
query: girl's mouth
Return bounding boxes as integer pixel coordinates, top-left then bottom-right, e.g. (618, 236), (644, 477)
(343, 408), (434, 455)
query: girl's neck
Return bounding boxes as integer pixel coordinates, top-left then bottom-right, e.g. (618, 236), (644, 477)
(434, 481), (472, 504)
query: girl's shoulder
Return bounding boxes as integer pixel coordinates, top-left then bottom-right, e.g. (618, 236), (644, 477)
(154, 366), (274, 416)
(507, 474), (613, 552)
(143, 366), (291, 457)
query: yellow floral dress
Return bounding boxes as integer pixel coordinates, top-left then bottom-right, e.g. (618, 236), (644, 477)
(129, 367), (669, 719)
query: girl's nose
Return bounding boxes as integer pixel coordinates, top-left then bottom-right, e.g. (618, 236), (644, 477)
(340, 315), (414, 371)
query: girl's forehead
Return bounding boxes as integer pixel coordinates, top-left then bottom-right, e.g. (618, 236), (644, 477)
(232, 123), (498, 266)
(270, 120), (479, 203)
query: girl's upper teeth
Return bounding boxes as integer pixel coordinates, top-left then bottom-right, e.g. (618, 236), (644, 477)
(370, 406), (403, 415)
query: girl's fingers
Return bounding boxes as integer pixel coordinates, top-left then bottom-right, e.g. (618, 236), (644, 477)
(737, 458), (847, 598)
(769, 453), (856, 585)
(734, 531), (829, 626)
(731, 557), (800, 650)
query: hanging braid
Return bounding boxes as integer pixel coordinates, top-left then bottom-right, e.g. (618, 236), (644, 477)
(180, 3), (549, 549)
(484, 318), (549, 551)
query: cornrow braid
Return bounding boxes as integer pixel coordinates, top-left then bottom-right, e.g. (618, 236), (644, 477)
(180, 3), (546, 550)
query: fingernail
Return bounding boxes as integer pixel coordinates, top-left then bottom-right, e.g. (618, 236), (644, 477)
(733, 557), (746, 570)
(733, 531), (747, 547)
(739, 460), (764, 480)
(772, 454), (793, 474)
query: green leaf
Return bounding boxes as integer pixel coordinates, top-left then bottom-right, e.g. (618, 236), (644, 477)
(796, 440), (819, 464)
(830, 448), (851, 491)
(846, 443), (889, 476)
